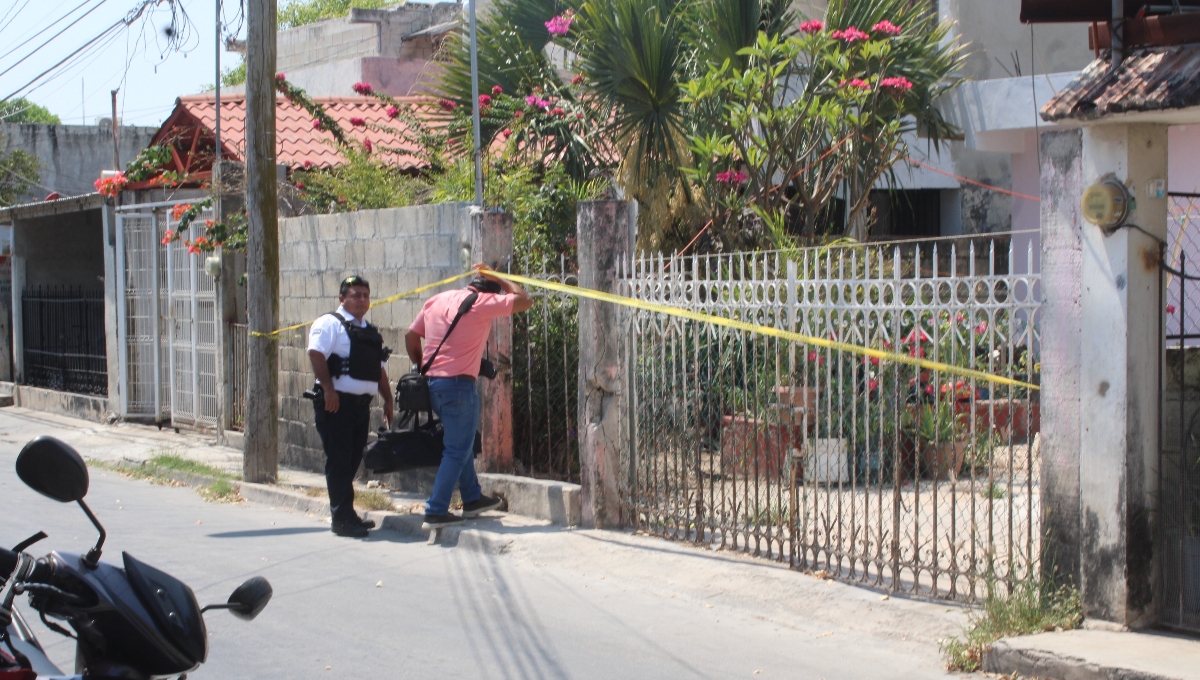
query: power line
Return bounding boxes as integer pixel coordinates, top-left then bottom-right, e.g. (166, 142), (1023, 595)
(0, 0), (97, 65)
(1, 0), (162, 103)
(0, 0), (34, 36)
(0, 0), (109, 78)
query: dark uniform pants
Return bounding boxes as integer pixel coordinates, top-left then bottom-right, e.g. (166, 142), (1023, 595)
(313, 392), (373, 524)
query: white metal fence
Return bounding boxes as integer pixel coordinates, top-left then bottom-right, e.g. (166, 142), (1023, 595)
(618, 236), (1042, 602)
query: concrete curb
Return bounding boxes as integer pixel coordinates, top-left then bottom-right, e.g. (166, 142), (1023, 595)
(478, 473), (580, 527)
(984, 640), (1181, 680)
(1, 382), (109, 423)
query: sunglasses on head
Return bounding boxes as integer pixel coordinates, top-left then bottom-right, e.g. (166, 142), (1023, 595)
(340, 276), (370, 295)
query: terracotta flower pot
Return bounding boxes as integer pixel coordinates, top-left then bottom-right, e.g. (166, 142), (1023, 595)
(973, 399), (1041, 443)
(720, 415), (791, 478)
(773, 386), (819, 428)
(920, 441), (967, 481)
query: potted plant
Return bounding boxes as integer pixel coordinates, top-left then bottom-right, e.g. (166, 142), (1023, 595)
(904, 400), (968, 481)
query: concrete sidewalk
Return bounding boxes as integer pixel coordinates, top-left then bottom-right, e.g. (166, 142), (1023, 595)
(986, 629), (1200, 680)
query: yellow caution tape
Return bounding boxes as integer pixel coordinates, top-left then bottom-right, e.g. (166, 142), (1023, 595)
(248, 266), (1037, 390)
(248, 271), (474, 338)
(490, 271), (1039, 391)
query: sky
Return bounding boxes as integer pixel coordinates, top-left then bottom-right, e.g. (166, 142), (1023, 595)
(0, 0), (246, 128)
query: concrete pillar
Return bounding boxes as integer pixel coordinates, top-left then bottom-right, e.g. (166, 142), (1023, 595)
(1077, 123), (1167, 628)
(1038, 129), (1084, 587)
(10, 248), (24, 384)
(577, 200), (635, 529)
(101, 205), (121, 414)
(479, 209), (513, 472)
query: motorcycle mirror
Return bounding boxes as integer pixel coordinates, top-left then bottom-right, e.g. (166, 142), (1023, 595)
(227, 576), (272, 621)
(16, 436), (89, 503)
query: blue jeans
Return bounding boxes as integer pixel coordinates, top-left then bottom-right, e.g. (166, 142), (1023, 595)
(425, 377), (482, 515)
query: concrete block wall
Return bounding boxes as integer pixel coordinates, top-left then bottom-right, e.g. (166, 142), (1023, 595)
(278, 20), (379, 74)
(276, 203), (472, 472)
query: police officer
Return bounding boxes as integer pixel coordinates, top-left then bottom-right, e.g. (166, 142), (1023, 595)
(307, 275), (394, 538)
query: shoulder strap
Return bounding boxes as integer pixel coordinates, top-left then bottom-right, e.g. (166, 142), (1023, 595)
(420, 292), (479, 375)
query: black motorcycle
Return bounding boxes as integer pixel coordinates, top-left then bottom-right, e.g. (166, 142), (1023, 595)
(1, 436), (273, 679)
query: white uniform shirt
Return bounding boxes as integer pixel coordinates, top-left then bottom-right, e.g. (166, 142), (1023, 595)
(307, 306), (384, 395)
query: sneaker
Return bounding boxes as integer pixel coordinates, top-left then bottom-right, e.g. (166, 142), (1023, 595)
(461, 495), (504, 518)
(421, 513), (465, 530)
(331, 520), (369, 538)
(352, 515), (376, 529)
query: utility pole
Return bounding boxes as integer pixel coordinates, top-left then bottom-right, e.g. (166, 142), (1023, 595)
(243, 0), (279, 483)
(109, 89), (120, 170)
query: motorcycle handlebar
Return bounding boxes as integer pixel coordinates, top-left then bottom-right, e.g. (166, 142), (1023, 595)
(1, 547), (55, 585)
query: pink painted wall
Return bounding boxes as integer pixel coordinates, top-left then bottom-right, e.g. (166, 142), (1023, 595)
(1170, 125), (1200, 194)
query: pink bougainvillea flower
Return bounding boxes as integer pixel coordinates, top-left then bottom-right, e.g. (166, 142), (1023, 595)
(1168, 304), (1178, 314)
(438, 98), (457, 111)
(870, 356), (880, 366)
(363, 139), (373, 153)
(492, 84), (503, 95)
(808, 350), (819, 362)
(525, 95), (550, 110)
(576, 113), (584, 120)
(386, 105), (399, 119)
(830, 26), (869, 42)
(161, 230), (175, 246)
(799, 19), (824, 33)
(571, 74), (584, 85)
(479, 94), (493, 107)
(872, 20), (902, 35)
(349, 117), (366, 127)
(295, 182), (305, 190)
(868, 379), (879, 392)
(303, 160), (314, 170)
(974, 320), (988, 334)
(873, 20), (902, 35)
(275, 73), (286, 81)
(716, 170), (733, 184)
(312, 119), (323, 129)
(501, 128), (512, 139)
(545, 10), (574, 36)
(352, 82), (373, 95)
(879, 76), (914, 92)
(514, 109), (524, 118)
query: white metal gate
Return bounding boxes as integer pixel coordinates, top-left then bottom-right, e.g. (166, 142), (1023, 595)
(116, 206), (219, 429)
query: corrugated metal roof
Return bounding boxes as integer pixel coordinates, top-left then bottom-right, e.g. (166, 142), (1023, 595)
(1040, 44), (1200, 121)
(0, 192), (106, 224)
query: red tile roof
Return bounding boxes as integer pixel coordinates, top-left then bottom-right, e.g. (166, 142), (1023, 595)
(154, 93), (436, 171)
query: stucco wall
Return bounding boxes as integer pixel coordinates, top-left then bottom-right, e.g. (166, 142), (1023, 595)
(943, 0), (1093, 82)
(0, 124), (158, 203)
(275, 203), (472, 472)
(13, 209), (104, 288)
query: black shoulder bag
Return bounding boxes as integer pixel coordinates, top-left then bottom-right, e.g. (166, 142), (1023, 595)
(395, 292), (478, 412)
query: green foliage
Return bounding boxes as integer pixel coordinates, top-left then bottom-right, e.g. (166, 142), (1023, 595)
(124, 145), (175, 182)
(146, 453), (237, 480)
(0, 98), (61, 124)
(221, 59), (246, 87)
(941, 576), (1081, 672)
(294, 150), (424, 212)
(278, 0), (395, 29)
(0, 149), (39, 206)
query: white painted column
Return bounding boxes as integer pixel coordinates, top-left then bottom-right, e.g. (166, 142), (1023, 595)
(1078, 123), (1167, 628)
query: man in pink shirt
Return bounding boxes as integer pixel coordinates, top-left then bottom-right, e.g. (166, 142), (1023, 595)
(406, 264), (532, 529)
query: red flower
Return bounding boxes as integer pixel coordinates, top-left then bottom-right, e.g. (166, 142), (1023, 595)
(545, 10), (574, 36)
(363, 139), (373, 153)
(550, 107), (565, 116)
(879, 76), (914, 92)
(799, 19), (824, 33)
(868, 379), (879, 392)
(203, 219), (214, 228)
(501, 128), (512, 138)
(924, 384), (935, 395)
(974, 320), (988, 335)
(352, 82), (373, 95)
(871, 20), (902, 36)
(492, 84), (503, 95)
(303, 160), (314, 170)
(439, 98), (457, 111)
(161, 230), (175, 245)
(479, 94), (493, 108)
(93, 172), (128, 197)
(843, 78), (871, 90)
(1168, 304), (1178, 314)
(349, 117), (366, 127)
(514, 110), (524, 117)
(716, 169), (749, 184)
(830, 26), (869, 43)
(171, 203), (191, 220)
(295, 182), (305, 190)
(571, 74), (584, 85)
(275, 73), (286, 81)
(869, 356), (880, 366)
(576, 113), (584, 120)
(386, 105), (400, 119)
(312, 119), (323, 129)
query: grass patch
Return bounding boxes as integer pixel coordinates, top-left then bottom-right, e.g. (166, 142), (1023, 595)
(354, 489), (394, 512)
(198, 479), (242, 503)
(981, 482), (1007, 499)
(144, 453), (237, 480)
(941, 576), (1082, 672)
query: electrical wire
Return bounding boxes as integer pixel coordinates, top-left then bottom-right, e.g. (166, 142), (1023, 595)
(0, 0), (34, 36)
(0, 0), (101, 66)
(0, 0), (109, 79)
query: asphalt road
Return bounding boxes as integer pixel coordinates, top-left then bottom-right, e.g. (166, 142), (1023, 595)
(2, 447), (958, 679)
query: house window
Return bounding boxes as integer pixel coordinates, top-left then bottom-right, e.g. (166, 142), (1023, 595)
(869, 189), (942, 239)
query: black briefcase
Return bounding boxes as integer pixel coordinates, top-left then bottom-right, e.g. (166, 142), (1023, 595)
(364, 419), (444, 473)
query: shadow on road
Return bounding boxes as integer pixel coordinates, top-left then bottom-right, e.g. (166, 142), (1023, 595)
(208, 527), (331, 538)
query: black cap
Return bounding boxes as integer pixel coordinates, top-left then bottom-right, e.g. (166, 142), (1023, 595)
(339, 275), (370, 296)
(468, 275), (502, 294)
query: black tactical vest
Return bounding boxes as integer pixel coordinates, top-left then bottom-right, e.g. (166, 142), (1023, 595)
(326, 311), (389, 382)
